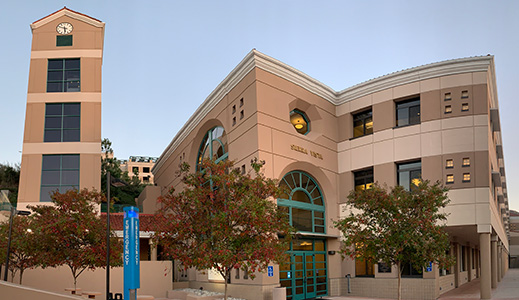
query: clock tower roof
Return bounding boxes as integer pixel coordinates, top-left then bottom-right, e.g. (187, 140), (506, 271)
(31, 7), (104, 31)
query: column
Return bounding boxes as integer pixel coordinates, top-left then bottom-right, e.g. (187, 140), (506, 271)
(453, 242), (460, 287)
(479, 233), (491, 300)
(467, 244), (472, 282)
(497, 243), (501, 282)
(149, 239), (157, 261)
(491, 235), (498, 288)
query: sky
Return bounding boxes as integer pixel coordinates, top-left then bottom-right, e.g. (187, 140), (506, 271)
(1, 1), (518, 210)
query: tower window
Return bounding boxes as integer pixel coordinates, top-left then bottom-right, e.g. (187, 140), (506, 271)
(40, 154), (79, 202)
(56, 35), (73, 47)
(44, 103), (80, 142)
(47, 58), (80, 92)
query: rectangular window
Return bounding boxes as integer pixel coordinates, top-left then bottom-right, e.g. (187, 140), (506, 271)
(56, 35), (73, 47)
(356, 258), (374, 277)
(132, 166), (139, 174)
(461, 90), (469, 98)
(445, 105), (452, 114)
(463, 158), (470, 167)
(462, 103), (469, 111)
(378, 262), (392, 273)
(47, 58), (80, 92)
(463, 173), (471, 182)
(446, 159), (454, 168)
(444, 93), (452, 101)
(354, 168), (374, 191)
(446, 174), (454, 184)
(396, 98), (420, 127)
(44, 103), (80, 142)
(397, 161), (421, 191)
(461, 246), (467, 271)
(40, 154), (79, 202)
(401, 262), (423, 278)
(353, 109), (373, 138)
(143, 167), (150, 173)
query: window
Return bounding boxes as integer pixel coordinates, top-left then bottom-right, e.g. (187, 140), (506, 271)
(439, 249), (451, 276)
(354, 168), (374, 191)
(460, 246), (467, 271)
(401, 261), (423, 278)
(463, 173), (471, 182)
(356, 258), (374, 277)
(240, 110), (244, 120)
(463, 158), (470, 167)
(396, 98), (420, 127)
(56, 35), (73, 47)
(446, 174), (454, 184)
(397, 161), (421, 191)
(132, 167), (139, 174)
(44, 103), (80, 142)
(444, 93), (452, 101)
(445, 105), (452, 114)
(378, 262), (392, 273)
(290, 109), (310, 135)
(196, 126), (228, 169)
(47, 58), (80, 92)
(446, 159), (454, 168)
(40, 154), (79, 202)
(143, 176), (150, 183)
(240, 98), (244, 107)
(278, 171), (325, 233)
(232, 105), (236, 114)
(241, 165), (246, 175)
(143, 167), (150, 173)
(353, 109), (373, 138)
(232, 117), (236, 126)
(462, 103), (469, 111)
(461, 90), (469, 98)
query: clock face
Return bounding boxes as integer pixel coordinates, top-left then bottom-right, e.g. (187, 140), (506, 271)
(56, 22), (73, 35)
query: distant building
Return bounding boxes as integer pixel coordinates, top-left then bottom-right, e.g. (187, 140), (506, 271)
(17, 8), (104, 210)
(119, 156), (158, 184)
(510, 210), (519, 268)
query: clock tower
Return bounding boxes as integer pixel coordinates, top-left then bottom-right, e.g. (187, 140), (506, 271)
(17, 8), (105, 209)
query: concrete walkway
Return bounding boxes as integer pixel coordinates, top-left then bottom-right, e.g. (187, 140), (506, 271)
(327, 268), (519, 300)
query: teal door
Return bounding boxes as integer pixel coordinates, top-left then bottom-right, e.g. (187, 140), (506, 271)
(280, 240), (328, 300)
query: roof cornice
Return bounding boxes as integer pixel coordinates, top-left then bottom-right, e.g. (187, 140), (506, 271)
(31, 7), (105, 31)
(153, 51), (494, 174)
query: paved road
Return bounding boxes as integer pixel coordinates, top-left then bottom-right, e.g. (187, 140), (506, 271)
(327, 268), (519, 300)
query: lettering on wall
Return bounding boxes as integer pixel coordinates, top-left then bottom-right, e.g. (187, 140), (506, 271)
(290, 144), (323, 160)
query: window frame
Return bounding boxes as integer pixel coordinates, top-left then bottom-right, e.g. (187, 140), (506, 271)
(397, 161), (422, 191)
(40, 154), (80, 202)
(47, 58), (80, 93)
(354, 168), (374, 191)
(196, 126), (228, 170)
(352, 109), (373, 138)
(44, 103), (81, 142)
(396, 97), (420, 127)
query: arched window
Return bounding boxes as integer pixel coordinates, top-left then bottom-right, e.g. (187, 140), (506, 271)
(196, 126), (228, 169)
(278, 171), (325, 233)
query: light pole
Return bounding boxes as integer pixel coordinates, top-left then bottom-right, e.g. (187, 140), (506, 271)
(4, 207), (31, 281)
(106, 171), (127, 300)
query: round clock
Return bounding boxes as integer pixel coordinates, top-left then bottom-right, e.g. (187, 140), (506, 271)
(56, 22), (73, 35)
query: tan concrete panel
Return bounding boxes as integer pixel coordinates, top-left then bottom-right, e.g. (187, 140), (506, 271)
(420, 119), (441, 133)
(441, 85), (474, 120)
(475, 151), (490, 188)
(372, 88), (392, 105)
(441, 115), (474, 130)
(350, 144), (373, 171)
(350, 134), (373, 149)
(473, 114), (488, 126)
(23, 142), (100, 155)
(27, 92), (102, 103)
(373, 128), (393, 142)
(475, 187), (491, 203)
(81, 57), (102, 93)
(473, 84), (489, 115)
(27, 58), (47, 93)
(338, 149), (351, 174)
(31, 15), (103, 51)
(420, 77), (440, 93)
(256, 124), (272, 154)
(394, 123), (420, 138)
(374, 162), (395, 186)
(227, 68), (257, 106)
(442, 127), (475, 154)
(349, 94), (372, 113)
(445, 204), (476, 225)
(473, 72), (488, 85)
(421, 131), (442, 157)
(336, 101), (350, 116)
(475, 203), (491, 224)
(337, 140), (350, 152)
(23, 102), (45, 143)
(373, 139), (394, 165)
(421, 89), (441, 122)
(17, 154), (42, 203)
(338, 113), (352, 141)
(422, 155), (442, 183)
(394, 82), (420, 100)
(339, 171), (353, 204)
(474, 126), (489, 152)
(447, 188), (476, 205)
(80, 102), (101, 142)
(31, 49), (102, 59)
(80, 153), (101, 190)
(440, 73), (473, 89)
(373, 100), (394, 131)
(442, 152), (475, 190)
(230, 127), (260, 165)
(393, 134), (421, 161)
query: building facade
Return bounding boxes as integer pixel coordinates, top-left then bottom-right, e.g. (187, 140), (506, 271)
(17, 8), (104, 210)
(119, 156), (158, 184)
(145, 50), (510, 300)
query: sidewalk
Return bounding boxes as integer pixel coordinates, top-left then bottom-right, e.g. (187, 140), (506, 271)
(327, 268), (519, 300)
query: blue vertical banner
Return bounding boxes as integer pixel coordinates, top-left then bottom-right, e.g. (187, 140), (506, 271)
(123, 206), (140, 300)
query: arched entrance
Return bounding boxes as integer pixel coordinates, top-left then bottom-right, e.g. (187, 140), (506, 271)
(278, 171), (328, 300)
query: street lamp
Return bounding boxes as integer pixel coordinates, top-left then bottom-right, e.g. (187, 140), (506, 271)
(106, 171), (127, 300)
(4, 207), (31, 281)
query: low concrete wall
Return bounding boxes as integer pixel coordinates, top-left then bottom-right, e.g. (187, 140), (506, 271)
(0, 280), (80, 300)
(188, 281), (279, 300)
(332, 277), (437, 300)
(9, 260), (172, 299)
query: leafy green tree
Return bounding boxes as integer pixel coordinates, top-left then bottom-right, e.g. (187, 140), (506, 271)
(0, 162), (21, 206)
(28, 189), (123, 289)
(0, 215), (40, 283)
(101, 138), (146, 208)
(153, 159), (294, 300)
(334, 181), (453, 300)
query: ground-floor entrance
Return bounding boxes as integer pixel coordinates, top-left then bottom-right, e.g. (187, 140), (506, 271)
(280, 239), (327, 300)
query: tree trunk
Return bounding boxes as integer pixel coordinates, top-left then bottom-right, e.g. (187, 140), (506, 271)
(19, 269), (24, 284)
(224, 273), (228, 300)
(397, 261), (402, 300)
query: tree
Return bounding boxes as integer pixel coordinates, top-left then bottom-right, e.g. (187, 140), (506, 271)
(152, 159), (294, 300)
(0, 215), (40, 284)
(28, 189), (123, 289)
(0, 162), (21, 206)
(101, 138), (146, 208)
(334, 181), (453, 300)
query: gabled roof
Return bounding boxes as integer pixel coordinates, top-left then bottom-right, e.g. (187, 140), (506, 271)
(31, 7), (104, 31)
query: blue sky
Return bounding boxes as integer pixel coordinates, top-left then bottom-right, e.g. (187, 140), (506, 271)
(1, 1), (518, 210)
